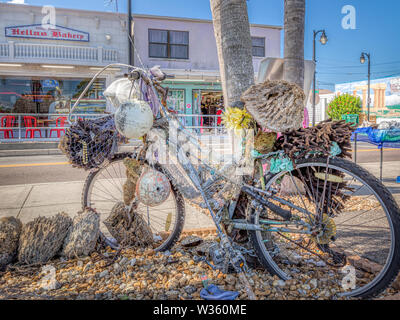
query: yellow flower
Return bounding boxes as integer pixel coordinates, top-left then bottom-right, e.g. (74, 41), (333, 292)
(222, 107), (253, 132)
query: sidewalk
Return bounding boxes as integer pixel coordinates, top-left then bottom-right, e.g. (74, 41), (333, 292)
(0, 180), (216, 230)
(0, 161), (399, 228)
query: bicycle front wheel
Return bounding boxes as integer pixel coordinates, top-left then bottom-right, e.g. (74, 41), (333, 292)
(82, 153), (185, 252)
(249, 157), (400, 299)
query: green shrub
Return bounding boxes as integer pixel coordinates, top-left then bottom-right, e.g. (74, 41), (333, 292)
(327, 93), (362, 120)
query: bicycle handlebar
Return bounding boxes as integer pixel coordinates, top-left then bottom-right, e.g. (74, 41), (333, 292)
(67, 63), (170, 124)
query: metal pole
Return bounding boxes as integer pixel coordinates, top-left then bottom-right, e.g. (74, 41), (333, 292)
(128, 0), (133, 66)
(312, 31), (316, 127)
(354, 132), (358, 163)
(18, 115), (21, 140)
(380, 145), (383, 182)
(367, 54), (371, 122)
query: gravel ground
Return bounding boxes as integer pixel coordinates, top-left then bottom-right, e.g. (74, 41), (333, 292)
(0, 231), (399, 300)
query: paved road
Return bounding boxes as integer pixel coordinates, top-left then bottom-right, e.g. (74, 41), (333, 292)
(0, 142), (399, 186)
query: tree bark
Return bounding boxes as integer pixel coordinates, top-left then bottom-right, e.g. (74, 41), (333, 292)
(210, 0), (255, 109)
(283, 0), (305, 89)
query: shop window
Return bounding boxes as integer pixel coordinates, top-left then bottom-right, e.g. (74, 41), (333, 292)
(252, 37), (265, 57)
(167, 89), (185, 113)
(0, 76), (106, 114)
(149, 29), (189, 59)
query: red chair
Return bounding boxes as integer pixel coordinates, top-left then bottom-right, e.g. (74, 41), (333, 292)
(0, 115), (15, 139)
(49, 116), (67, 138)
(216, 109), (223, 126)
(24, 116), (42, 139)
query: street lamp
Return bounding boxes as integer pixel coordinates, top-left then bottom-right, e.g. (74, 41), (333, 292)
(360, 52), (371, 121)
(312, 30), (328, 126)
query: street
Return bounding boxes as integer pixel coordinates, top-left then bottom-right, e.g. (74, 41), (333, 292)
(0, 141), (398, 186)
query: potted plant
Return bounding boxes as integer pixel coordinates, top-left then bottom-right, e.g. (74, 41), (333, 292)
(327, 93), (362, 125)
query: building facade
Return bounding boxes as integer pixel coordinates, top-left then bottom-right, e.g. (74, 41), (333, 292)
(0, 2), (281, 125)
(336, 76), (400, 122)
(0, 3), (128, 116)
(132, 14), (281, 127)
(305, 89), (335, 124)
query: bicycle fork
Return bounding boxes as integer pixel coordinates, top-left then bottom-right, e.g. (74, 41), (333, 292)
(176, 147), (256, 300)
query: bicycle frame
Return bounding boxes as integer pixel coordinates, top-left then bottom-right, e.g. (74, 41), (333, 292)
(71, 64), (316, 239)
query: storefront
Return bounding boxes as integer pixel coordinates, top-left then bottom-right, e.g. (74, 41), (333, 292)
(0, 3), (128, 122)
(0, 76), (106, 115)
(164, 80), (223, 130)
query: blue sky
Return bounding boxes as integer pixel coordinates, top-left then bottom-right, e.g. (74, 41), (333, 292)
(3, 0), (400, 90)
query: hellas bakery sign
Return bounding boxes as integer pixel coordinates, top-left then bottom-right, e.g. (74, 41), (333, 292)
(5, 24), (89, 42)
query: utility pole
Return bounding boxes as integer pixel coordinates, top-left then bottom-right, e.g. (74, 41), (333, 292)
(128, 0), (133, 66)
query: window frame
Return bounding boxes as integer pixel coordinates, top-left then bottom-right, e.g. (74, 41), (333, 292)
(251, 36), (266, 58)
(148, 28), (189, 60)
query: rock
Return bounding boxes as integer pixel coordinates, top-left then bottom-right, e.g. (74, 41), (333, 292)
(393, 274), (400, 290)
(119, 257), (129, 266)
(310, 279), (318, 289)
(297, 289), (306, 296)
(61, 208), (100, 258)
(166, 290), (180, 300)
(77, 260), (83, 268)
(272, 280), (286, 287)
(315, 261), (327, 267)
(225, 274), (236, 285)
(98, 270), (109, 278)
(184, 285), (197, 295)
(0, 216), (22, 269)
(301, 284), (311, 291)
(180, 235), (203, 248)
(380, 292), (400, 300)
(129, 258), (136, 266)
(18, 213), (72, 264)
(83, 262), (93, 272)
(113, 263), (121, 273)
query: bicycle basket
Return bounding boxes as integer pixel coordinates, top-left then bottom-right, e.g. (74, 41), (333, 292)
(59, 115), (127, 170)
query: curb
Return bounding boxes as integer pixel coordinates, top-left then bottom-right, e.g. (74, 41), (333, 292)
(0, 149), (62, 157)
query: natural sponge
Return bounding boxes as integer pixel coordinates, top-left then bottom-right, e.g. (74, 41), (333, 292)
(241, 80), (305, 132)
(18, 213), (72, 264)
(62, 208), (100, 259)
(104, 202), (153, 246)
(0, 216), (22, 269)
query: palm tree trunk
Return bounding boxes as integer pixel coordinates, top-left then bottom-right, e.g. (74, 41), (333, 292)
(283, 0), (305, 89)
(210, 0), (255, 109)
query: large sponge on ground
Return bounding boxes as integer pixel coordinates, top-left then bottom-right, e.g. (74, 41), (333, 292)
(18, 213), (72, 264)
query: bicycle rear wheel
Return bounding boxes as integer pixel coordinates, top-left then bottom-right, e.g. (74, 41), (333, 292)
(249, 157), (400, 298)
(82, 153), (185, 251)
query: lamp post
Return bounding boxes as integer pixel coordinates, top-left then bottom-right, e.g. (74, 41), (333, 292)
(128, 0), (133, 65)
(312, 30), (328, 126)
(360, 52), (371, 121)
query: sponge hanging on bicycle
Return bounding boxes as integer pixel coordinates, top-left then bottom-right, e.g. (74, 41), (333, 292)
(241, 80), (305, 132)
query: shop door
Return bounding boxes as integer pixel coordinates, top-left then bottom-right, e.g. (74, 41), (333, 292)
(192, 89), (202, 129)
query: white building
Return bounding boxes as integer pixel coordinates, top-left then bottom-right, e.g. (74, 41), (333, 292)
(305, 89), (335, 124)
(0, 3), (281, 119)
